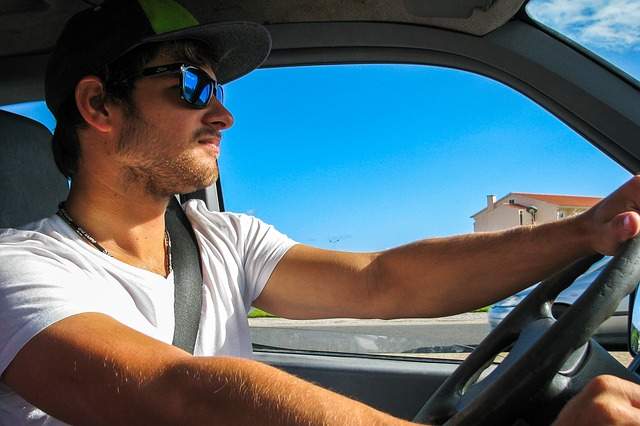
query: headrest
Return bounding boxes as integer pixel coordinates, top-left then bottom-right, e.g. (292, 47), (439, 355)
(0, 109), (68, 228)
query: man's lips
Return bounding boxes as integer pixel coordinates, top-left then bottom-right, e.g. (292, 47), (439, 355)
(198, 137), (221, 156)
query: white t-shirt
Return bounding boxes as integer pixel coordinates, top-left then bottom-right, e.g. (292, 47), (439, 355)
(0, 199), (296, 425)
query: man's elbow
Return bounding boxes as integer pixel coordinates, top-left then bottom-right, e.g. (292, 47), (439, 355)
(361, 252), (405, 319)
(150, 356), (262, 425)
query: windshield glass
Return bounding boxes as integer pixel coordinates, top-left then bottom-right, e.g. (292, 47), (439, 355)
(526, 0), (640, 81)
(220, 64), (630, 360)
(2, 64), (632, 362)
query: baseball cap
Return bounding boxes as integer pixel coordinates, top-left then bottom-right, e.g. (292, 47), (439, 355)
(45, 0), (271, 118)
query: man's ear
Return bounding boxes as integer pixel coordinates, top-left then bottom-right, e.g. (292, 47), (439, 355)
(75, 76), (116, 133)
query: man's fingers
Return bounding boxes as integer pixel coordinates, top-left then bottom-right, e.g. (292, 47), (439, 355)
(554, 376), (640, 425)
(584, 375), (640, 410)
(612, 212), (640, 243)
(613, 375), (640, 409)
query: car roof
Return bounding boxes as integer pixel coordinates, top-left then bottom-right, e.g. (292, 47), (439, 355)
(0, 0), (524, 57)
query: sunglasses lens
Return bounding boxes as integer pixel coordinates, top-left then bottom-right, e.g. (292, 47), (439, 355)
(215, 85), (224, 104)
(182, 69), (199, 102)
(181, 67), (222, 108)
(216, 84), (224, 104)
(197, 83), (212, 106)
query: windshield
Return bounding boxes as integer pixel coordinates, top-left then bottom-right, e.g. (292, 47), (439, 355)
(3, 53), (636, 363)
(221, 63), (630, 360)
(4, 63), (632, 361)
(526, 0), (640, 81)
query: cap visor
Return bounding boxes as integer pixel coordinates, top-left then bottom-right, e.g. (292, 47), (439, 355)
(138, 21), (271, 84)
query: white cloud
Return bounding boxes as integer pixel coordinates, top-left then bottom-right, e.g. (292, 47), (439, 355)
(528, 0), (640, 52)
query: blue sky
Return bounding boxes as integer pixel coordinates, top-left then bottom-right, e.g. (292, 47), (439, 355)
(219, 64), (631, 250)
(527, 0), (640, 78)
(3, 0), (639, 252)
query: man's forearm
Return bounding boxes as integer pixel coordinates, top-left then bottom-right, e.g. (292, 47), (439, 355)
(370, 215), (593, 318)
(4, 312), (412, 426)
(154, 356), (414, 426)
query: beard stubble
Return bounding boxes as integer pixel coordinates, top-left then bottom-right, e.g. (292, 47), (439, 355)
(117, 111), (219, 199)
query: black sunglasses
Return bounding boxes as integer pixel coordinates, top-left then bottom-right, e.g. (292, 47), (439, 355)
(122, 63), (223, 108)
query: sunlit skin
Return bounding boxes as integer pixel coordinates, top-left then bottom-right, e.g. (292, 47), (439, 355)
(62, 53), (233, 276)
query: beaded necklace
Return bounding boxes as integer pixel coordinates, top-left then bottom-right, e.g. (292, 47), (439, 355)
(56, 203), (172, 276)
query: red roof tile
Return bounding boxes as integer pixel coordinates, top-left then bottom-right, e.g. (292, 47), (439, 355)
(471, 192), (603, 217)
(511, 193), (602, 207)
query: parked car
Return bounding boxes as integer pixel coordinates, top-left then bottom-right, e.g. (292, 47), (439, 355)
(489, 256), (629, 348)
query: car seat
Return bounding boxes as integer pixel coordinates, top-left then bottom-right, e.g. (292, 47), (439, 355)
(0, 108), (203, 353)
(0, 109), (68, 228)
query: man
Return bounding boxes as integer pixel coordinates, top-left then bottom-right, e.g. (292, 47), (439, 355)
(0, 0), (639, 424)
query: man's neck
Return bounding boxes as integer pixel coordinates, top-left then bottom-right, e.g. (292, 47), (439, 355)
(63, 172), (171, 277)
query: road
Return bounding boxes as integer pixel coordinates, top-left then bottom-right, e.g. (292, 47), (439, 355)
(250, 313), (491, 354)
(250, 312), (633, 365)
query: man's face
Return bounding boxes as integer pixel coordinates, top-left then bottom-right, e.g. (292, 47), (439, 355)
(113, 53), (233, 199)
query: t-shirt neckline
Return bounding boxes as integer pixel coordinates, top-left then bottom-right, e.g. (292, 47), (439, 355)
(53, 214), (175, 284)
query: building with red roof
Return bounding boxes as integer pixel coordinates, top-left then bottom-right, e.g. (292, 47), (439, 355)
(471, 192), (602, 232)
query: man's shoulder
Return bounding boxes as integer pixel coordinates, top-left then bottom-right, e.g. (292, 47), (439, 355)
(0, 215), (80, 269)
(182, 198), (291, 250)
(182, 199), (252, 219)
(0, 215), (64, 245)
(182, 199), (262, 230)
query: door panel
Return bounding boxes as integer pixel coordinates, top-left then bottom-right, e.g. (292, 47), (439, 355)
(255, 351), (458, 420)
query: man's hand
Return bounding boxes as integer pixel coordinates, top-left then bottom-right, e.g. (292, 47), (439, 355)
(553, 375), (640, 425)
(580, 176), (640, 255)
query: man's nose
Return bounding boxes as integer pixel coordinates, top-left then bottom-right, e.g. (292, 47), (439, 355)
(203, 99), (234, 130)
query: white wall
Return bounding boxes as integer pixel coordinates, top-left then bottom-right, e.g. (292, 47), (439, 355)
(473, 194), (588, 232)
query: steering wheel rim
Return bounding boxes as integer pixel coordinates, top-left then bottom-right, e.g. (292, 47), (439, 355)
(414, 236), (640, 425)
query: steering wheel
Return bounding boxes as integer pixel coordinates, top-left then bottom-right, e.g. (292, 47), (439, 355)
(414, 237), (640, 425)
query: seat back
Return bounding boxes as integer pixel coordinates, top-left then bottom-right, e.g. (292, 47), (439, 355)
(0, 109), (203, 353)
(0, 109), (68, 228)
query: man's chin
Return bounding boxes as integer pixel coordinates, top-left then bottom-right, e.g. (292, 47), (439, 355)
(130, 156), (219, 198)
(178, 169), (219, 194)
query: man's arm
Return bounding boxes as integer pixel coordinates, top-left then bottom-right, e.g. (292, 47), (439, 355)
(2, 313), (412, 425)
(255, 177), (640, 319)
